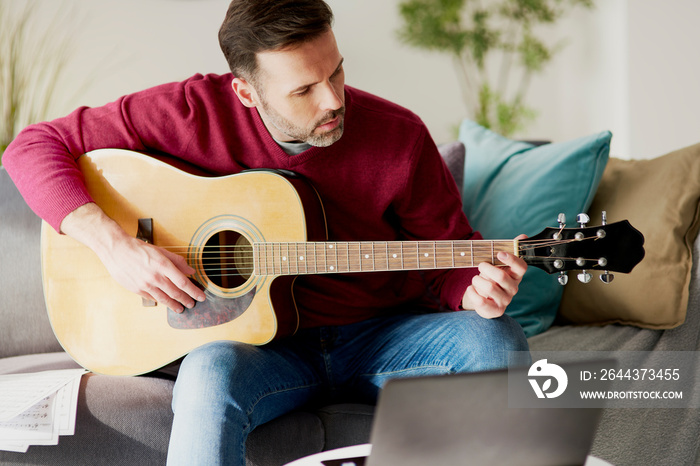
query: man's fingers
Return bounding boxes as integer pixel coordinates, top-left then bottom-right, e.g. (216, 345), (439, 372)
(161, 249), (206, 303)
(477, 260), (519, 298)
(162, 249), (196, 276)
(114, 241), (205, 312)
(471, 274), (511, 311)
(144, 284), (187, 314)
(496, 250), (528, 280)
(462, 234), (529, 319)
(465, 285), (502, 319)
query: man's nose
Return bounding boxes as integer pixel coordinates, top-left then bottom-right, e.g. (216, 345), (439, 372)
(319, 81), (343, 111)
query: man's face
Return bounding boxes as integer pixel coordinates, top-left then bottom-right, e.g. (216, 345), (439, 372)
(249, 29), (345, 147)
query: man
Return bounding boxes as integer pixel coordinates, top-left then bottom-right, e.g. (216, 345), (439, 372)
(4, 1), (529, 464)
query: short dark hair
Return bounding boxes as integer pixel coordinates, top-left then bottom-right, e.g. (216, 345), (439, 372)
(218, 0), (334, 81)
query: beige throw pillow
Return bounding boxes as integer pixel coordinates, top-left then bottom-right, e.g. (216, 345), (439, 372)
(559, 143), (700, 328)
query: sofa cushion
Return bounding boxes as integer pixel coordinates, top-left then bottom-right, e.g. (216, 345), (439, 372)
(438, 141), (465, 192)
(0, 168), (62, 358)
(317, 404), (374, 450)
(559, 143), (700, 328)
(458, 120), (610, 337)
(246, 411), (326, 465)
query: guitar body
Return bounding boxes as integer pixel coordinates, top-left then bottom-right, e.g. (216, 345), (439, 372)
(41, 149), (326, 376)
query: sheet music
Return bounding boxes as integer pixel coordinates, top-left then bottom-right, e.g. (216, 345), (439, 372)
(0, 369), (85, 452)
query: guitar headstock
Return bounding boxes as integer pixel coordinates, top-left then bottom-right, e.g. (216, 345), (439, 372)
(521, 212), (645, 285)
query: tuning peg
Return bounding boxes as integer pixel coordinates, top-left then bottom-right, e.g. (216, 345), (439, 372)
(577, 271), (593, 283)
(601, 210), (608, 225)
(600, 272), (615, 284)
(557, 213), (566, 227)
(557, 271), (569, 286)
(554, 213), (566, 240)
(577, 213), (590, 228)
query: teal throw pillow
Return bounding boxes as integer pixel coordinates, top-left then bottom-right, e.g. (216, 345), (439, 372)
(459, 119), (611, 337)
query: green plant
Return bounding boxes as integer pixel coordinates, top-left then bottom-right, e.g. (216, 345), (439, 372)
(0, 1), (75, 163)
(397, 0), (594, 137)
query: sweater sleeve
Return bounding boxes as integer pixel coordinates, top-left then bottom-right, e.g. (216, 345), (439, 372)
(2, 77), (210, 232)
(392, 126), (482, 311)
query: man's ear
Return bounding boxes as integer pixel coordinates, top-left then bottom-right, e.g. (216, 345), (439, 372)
(231, 77), (259, 108)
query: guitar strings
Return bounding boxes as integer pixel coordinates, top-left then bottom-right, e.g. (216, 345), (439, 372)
(188, 243), (602, 277)
(155, 237), (595, 258)
(199, 254), (603, 278)
(155, 236), (590, 253)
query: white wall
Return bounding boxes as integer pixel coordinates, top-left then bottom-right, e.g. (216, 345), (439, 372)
(18, 0), (700, 159)
(627, 0), (700, 159)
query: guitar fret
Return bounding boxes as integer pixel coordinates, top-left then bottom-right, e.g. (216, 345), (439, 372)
(320, 242), (326, 272)
(308, 242), (315, 274)
(333, 243), (338, 269)
(305, 242), (309, 273)
(295, 243), (301, 274)
(302, 242), (306, 273)
(318, 243), (326, 273)
(299, 242), (306, 274)
(338, 243), (347, 272)
(435, 242), (448, 268)
(267, 243), (273, 275)
(316, 242), (322, 273)
(311, 242), (316, 273)
(405, 242), (418, 270)
(330, 243), (337, 272)
(358, 242), (363, 272)
(254, 244), (261, 276)
(301, 242), (308, 274)
(266, 243), (273, 275)
(387, 242), (401, 271)
(278, 242), (284, 275)
(310, 243), (316, 273)
(275, 242), (281, 275)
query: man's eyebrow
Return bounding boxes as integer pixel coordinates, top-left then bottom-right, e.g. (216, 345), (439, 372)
(289, 58), (344, 94)
(331, 58), (345, 76)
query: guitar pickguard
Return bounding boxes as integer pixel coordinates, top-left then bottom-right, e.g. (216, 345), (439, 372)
(166, 283), (256, 329)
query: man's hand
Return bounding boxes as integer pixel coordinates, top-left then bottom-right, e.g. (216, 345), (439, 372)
(60, 203), (206, 313)
(461, 234), (528, 319)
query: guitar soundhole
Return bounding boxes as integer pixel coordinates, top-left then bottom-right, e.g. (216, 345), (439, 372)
(202, 230), (253, 290)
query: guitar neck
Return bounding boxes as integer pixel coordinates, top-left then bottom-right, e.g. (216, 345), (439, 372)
(253, 240), (517, 276)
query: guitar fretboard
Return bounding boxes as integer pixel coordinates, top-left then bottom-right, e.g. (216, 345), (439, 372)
(253, 240), (515, 276)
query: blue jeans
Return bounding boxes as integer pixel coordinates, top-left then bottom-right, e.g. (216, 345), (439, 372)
(166, 311), (529, 465)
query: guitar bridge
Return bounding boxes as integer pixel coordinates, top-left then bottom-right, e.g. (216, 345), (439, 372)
(137, 218), (157, 307)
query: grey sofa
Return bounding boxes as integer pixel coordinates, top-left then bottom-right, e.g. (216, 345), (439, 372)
(2, 140), (700, 466)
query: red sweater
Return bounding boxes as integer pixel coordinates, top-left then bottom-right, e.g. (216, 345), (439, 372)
(4, 73), (480, 328)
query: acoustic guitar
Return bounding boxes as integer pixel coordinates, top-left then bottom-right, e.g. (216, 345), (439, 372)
(41, 149), (645, 376)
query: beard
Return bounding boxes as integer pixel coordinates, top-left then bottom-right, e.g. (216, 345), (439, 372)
(259, 97), (345, 147)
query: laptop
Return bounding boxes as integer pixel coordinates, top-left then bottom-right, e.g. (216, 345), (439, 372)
(321, 359), (612, 466)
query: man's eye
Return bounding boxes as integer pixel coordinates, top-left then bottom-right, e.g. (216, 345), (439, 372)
(294, 88), (310, 96)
